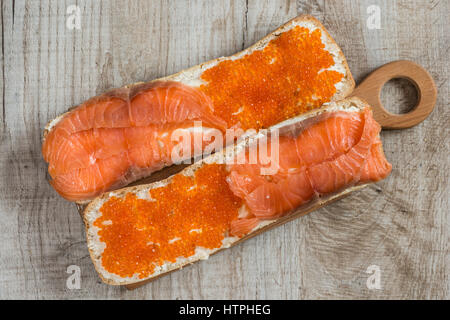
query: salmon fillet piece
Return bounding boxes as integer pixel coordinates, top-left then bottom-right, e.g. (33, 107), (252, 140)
(227, 108), (392, 236)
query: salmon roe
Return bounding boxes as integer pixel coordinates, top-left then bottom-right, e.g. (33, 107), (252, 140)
(94, 164), (242, 279)
(200, 26), (344, 129)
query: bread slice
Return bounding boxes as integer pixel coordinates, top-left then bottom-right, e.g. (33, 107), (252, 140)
(83, 97), (388, 286)
(44, 15), (355, 135)
(43, 15), (355, 203)
(43, 15), (354, 136)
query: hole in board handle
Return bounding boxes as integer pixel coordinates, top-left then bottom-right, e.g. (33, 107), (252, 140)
(380, 78), (418, 115)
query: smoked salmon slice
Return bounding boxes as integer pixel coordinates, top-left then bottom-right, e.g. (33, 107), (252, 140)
(227, 108), (392, 236)
(43, 82), (227, 201)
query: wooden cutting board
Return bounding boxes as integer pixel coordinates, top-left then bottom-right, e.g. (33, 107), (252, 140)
(76, 60), (437, 289)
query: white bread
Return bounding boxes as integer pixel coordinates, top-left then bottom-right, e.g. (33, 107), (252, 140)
(43, 15), (355, 204)
(83, 97), (379, 286)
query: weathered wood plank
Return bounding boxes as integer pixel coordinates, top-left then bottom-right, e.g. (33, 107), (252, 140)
(0, 0), (448, 299)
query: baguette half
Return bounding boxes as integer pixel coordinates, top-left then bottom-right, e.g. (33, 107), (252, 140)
(83, 97), (390, 286)
(43, 15), (355, 203)
(44, 15), (354, 135)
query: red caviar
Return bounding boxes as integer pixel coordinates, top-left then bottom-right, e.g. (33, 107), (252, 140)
(94, 164), (242, 279)
(201, 26), (343, 129)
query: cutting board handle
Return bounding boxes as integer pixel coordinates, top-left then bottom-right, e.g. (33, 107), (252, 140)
(350, 60), (437, 129)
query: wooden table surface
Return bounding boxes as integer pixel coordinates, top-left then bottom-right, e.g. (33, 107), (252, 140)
(0, 0), (448, 299)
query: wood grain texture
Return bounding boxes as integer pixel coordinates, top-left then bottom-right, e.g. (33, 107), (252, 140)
(0, 0), (448, 299)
